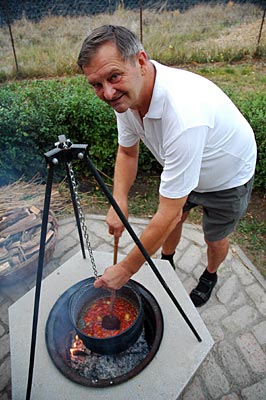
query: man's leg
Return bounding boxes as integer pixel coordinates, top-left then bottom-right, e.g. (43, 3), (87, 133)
(161, 211), (190, 268)
(190, 236), (229, 307)
(205, 236), (229, 273)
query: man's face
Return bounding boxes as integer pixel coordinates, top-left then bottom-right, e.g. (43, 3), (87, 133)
(82, 43), (147, 114)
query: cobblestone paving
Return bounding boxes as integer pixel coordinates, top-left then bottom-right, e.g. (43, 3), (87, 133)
(1, 214), (266, 400)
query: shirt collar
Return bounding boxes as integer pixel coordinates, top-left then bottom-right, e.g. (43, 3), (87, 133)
(145, 60), (165, 119)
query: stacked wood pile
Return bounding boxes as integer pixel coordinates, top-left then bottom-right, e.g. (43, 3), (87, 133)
(0, 206), (58, 283)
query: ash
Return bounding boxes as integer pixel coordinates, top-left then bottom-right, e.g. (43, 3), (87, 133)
(71, 329), (149, 381)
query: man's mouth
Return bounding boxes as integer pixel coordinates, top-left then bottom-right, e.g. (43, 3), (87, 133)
(107, 93), (125, 107)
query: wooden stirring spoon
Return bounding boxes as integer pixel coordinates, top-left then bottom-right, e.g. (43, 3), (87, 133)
(102, 237), (121, 330)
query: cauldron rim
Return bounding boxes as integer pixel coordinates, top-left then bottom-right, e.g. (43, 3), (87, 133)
(68, 279), (143, 343)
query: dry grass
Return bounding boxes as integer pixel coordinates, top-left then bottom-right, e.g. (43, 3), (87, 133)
(0, 3), (265, 80)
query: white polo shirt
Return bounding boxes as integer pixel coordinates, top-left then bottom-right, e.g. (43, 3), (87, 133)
(116, 61), (257, 198)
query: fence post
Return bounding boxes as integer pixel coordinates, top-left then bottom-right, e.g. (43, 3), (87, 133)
(3, 0), (19, 73)
(139, 0), (143, 43)
(257, 5), (266, 46)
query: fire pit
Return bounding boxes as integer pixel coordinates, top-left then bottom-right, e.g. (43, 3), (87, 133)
(9, 251), (214, 400)
(45, 278), (163, 387)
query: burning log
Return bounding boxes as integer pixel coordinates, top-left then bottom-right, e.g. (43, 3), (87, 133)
(0, 206), (58, 283)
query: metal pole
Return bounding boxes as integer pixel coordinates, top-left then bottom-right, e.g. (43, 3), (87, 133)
(2, 0), (19, 73)
(26, 166), (54, 400)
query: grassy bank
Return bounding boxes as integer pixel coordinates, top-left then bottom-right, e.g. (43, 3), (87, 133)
(0, 3), (265, 82)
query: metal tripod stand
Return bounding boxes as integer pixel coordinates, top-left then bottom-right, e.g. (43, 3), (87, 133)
(26, 135), (202, 400)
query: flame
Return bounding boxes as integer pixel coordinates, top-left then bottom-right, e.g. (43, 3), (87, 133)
(69, 335), (90, 360)
(70, 334), (88, 357)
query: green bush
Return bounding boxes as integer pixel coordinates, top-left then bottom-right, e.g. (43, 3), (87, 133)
(0, 76), (265, 188)
(224, 89), (266, 189)
(0, 77), (118, 184)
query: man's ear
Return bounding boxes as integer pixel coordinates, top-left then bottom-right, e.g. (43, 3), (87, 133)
(137, 50), (148, 73)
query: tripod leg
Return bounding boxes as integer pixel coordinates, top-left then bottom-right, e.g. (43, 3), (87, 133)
(65, 163), (86, 259)
(26, 166), (54, 400)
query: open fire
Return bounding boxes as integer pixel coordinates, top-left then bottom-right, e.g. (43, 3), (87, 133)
(69, 330), (149, 383)
(70, 334), (90, 358)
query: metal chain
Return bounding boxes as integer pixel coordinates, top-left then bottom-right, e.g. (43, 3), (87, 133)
(68, 162), (99, 279)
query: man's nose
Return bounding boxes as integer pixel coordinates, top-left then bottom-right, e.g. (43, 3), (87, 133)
(103, 82), (116, 100)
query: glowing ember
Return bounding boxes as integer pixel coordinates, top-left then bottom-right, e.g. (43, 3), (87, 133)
(69, 330), (149, 381)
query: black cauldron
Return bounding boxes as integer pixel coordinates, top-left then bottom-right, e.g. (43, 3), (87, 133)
(68, 278), (144, 355)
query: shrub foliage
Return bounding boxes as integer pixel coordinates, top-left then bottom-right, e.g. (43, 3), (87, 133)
(0, 76), (265, 188)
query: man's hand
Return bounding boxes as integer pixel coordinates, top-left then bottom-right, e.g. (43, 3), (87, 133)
(94, 262), (133, 290)
(105, 202), (128, 238)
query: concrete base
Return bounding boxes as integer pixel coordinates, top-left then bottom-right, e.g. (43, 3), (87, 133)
(9, 251), (213, 400)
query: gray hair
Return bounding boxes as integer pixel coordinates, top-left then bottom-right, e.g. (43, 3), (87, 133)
(77, 25), (144, 68)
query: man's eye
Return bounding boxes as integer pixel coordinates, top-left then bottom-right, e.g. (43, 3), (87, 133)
(91, 83), (102, 90)
(110, 74), (121, 83)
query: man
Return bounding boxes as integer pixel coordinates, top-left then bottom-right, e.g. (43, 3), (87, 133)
(78, 25), (256, 307)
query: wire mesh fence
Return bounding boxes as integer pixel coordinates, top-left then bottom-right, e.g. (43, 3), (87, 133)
(0, 0), (265, 80)
(1, 0), (265, 23)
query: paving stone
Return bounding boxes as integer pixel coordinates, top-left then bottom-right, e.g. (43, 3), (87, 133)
(216, 275), (239, 304)
(241, 377), (266, 400)
(175, 268), (187, 283)
(232, 258), (255, 286)
(175, 236), (190, 251)
(221, 394), (240, 400)
(53, 236), (79, 258)
(252, 321), (266, 345)
(0, 323), (5, 337)
(0, 301), (12, 326)
(178, 245), (202, 273)
(192, 265), (205, 280)
(230, 292), (247, 309)
(182, 226), (206, 247)
(199, 353), (230, 399)
(201, 305), (228, 324)
(56, 222), (77, 240)
(181, 376), (205, 400)
(0, 392), (11, 400)
(217, 261), (233, 278)
(217, 340), (251, 386)
(222, 305), (259, 332)
(182, 276), (197, 294)
(236, 332), (266, 374)
(0, 334), (10, 362)
(59, 245), (81, 265)
(0, 356), (10, 392)
(245, 283), (266, 317)
(205, 323), (225, 342)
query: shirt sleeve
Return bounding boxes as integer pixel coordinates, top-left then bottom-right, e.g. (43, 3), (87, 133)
(159, 125), (208, 198)
(116, 111), (140, 147)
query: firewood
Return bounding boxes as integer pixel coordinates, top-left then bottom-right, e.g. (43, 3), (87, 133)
(30, 206), (41, 215)
(1, 214), (41, 237)
(0, 206), (57, 279)
(0, 261), (10, 273)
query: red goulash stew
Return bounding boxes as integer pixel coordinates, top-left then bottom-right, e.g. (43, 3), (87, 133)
(78, 296), (138, 338)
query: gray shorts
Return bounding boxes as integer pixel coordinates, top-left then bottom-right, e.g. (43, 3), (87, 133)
(183, 176), (254, 242)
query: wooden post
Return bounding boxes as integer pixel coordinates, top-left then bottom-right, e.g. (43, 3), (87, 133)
(257, 5), (266, 46)
(3, 0), (19, 73)
(139, 0), (143, 43)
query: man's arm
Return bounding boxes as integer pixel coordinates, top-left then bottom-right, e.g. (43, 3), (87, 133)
(95, 193), (187, 289)
(106, 142), (139, 237)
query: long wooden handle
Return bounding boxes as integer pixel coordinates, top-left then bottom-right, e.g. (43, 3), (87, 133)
(113, 236), (119, 265)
